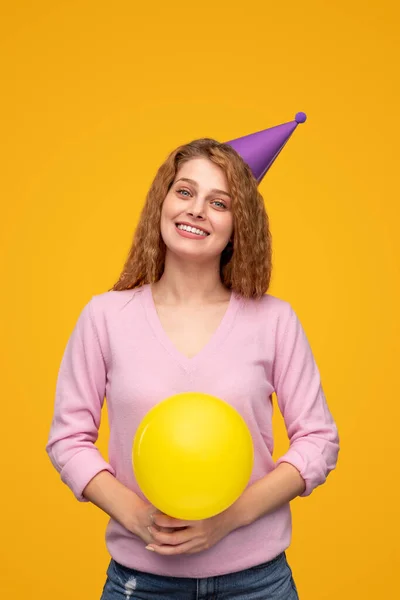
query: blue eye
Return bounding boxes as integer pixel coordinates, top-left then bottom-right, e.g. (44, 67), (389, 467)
(213, 200), (227, 209)
(177, 188), (191, 197)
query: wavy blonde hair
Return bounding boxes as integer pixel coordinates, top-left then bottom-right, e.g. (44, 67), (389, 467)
(109, 138), (272, 299)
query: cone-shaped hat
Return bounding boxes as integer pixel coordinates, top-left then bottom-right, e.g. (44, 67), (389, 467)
(225, 112), (307, 183)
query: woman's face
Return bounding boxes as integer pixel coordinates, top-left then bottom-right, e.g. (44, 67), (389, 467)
(160, 157), (234, 263)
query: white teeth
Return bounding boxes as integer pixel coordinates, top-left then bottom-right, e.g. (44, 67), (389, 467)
(177, 224), (208, 236)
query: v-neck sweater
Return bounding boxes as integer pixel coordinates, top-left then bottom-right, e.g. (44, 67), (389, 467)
(46, 284), (339, 577)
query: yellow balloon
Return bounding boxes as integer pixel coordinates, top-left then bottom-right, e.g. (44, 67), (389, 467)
(132, 392), (254, 520)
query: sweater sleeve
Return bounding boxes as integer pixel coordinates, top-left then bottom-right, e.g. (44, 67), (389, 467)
(273, 304), (339, 496)
(45, 297), (115, 501)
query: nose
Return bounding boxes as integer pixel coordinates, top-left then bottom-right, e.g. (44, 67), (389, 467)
(187, 197), (206, 220)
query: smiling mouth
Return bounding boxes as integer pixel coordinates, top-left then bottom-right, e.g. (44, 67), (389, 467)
(175, 223), (210, 236)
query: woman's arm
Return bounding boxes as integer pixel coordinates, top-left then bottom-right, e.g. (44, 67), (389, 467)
(45, 298), (157, 544)
(45, 299), (116, 502)
(82, 470), (144, 528)
(272, 304), (340, 496)
(228, 462), (306, 527)
(82, 471), (155, 543)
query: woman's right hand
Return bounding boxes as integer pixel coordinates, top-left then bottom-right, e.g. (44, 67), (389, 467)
(121, 496), (177, 544)
(82, 471), (176, 546)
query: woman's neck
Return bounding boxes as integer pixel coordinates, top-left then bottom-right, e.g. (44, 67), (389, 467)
(151, 257), (230, 306)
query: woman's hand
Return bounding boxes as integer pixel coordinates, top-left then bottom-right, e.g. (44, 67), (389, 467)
(82, 471), (176, 546)
(120, 499), (177, 545)
(145, 509), (238, 555)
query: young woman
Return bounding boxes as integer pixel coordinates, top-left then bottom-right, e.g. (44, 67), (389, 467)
(46, 138), (339, 599)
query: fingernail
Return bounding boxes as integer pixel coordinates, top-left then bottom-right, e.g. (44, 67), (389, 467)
(145, 545), (155, 551)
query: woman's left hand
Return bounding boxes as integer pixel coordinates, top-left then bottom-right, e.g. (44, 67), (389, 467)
(145, 509), (238, 555)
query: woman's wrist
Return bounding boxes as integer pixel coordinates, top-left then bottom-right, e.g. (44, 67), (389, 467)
(227, 464), (306, 528)
(224, 491), (256, 529)
(82, 470), (146, 533)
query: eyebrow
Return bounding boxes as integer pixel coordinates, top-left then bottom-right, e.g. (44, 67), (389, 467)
(175, 177), (231, 198)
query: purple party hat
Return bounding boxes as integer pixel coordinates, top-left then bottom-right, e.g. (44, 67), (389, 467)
(225, 112), (307, 183)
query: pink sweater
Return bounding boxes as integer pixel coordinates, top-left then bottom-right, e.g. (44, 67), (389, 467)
(46, 284), (339, 577)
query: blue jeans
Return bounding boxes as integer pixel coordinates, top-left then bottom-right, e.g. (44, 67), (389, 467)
(100, 552), (299, 599)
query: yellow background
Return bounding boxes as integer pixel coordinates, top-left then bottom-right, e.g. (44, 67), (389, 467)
(1, 1), (399, 598)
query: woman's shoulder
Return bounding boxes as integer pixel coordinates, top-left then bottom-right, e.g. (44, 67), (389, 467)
(237, 293), (298, 340)
(241, 291), (293, 318)
(87, 285), (148, 319)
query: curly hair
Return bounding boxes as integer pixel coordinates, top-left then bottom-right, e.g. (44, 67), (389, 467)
(109, 138), (272, 299)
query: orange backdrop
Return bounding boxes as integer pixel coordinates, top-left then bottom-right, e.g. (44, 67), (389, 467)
(1, 1), (399, 598)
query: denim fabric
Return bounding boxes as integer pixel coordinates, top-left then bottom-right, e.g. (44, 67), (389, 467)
(100, 551), (299, 599)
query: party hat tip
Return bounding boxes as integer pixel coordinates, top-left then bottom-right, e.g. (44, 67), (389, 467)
(295, 112), (307, 124)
